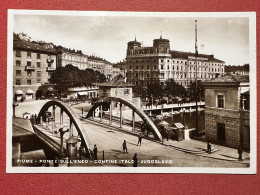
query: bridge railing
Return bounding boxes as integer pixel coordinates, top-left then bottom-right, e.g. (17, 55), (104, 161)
(34, 125), (62, 153)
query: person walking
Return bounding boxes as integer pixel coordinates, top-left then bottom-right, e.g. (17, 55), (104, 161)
(207, 140), (212, 154)
(133, 153), (138, 167)
(123, 140), (128, 154)
(79, 145), (83, 160)
(238, 145), (243, 161)
(137, 133), (142, 146)
(93, 144), (98, 160)
(165, 128), (169, 141)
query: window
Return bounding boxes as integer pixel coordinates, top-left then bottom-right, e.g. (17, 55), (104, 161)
(147, 73), (150, 77)
(167, 60), (170, 62)
(27, 61), (31, 66)
(147, 60), (149, 62)
(129, 66), (132, 69)
(135, 73), (138, 77)
(135, 81), (138, 85)
(136, 66), (138, 69)
(37, 79), (41, 83)
(48, 63), (52, 67)
(27, 70), (32, 77)
(37, 53), (41, 59)
(161, 65), (164, 70)
(16, 60), (21, 66)
(16, 79), (21, 85)
(160, 73), (164, 78)
(167, 65), (169, 70)
(37, 62), (41, 67)
(27, 79), (31, 85)
(16, 50), (21, 57)
(154, 65), (156, 69)
(37, 71), (41, 77)
(217, 95), (224, 108)
(161, 59), (164, 62)
(16, 70), (21, 76)
(147, 65), (149, 69)
(27, 52), (31, 58)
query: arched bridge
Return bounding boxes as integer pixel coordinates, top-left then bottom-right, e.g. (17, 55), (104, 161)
(86, 97), (162, 142)
(35, 100), (92, 157)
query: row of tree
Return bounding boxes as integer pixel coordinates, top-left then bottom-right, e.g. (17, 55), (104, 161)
(133, 79), (204, 103)
(49, 64), (107, 94)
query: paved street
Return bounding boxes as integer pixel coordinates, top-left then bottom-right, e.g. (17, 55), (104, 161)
(14, 100), (250, 168)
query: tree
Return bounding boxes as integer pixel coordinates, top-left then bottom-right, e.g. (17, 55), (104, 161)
(164, 79), (187, 99)
(147, 82), (163, 102)
(187, 80), (204, 102)
(114, 74), (124, 81)
(50, 64), (107, 97)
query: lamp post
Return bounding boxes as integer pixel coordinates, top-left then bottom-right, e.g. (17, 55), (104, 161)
(55, 127), (69, 156)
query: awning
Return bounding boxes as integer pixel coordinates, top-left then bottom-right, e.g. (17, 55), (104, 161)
(78, 91), (88, 96)
(15, 90), (23, 95)
(47, 87), (54, 92)
(26, 89), (34, 94)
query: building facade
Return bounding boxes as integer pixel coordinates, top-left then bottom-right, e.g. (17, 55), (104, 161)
(125, 37), (225, 87)
(202, 74), (250, 150)
(13, 34), (57, 101)
(56, 46), (89, 70)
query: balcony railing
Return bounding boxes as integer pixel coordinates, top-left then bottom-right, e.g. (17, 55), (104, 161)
(25, 66), (36, 71)
(46, 67), (56, 72)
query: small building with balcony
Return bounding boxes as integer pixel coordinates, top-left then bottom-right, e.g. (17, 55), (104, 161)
(202, 74), (250, 150)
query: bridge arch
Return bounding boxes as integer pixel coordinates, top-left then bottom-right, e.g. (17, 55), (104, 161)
(86, 97), (162, 142)
(36, 100), (92, 157)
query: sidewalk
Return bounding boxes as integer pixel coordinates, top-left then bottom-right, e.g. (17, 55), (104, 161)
(163, 139), (250, 162)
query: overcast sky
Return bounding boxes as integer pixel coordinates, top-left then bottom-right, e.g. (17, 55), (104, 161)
(13, 14), (249, 65)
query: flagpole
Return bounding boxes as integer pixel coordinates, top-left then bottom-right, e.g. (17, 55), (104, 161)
(195, 20), (199, 136)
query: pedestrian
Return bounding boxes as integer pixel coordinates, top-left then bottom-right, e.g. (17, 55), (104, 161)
(133, 153), (138, 167)
(207, 140), (211, 154)
(79, 145), (83, 160)
(93, 144), (98, 160)
(165, 128), (169, 141)
(137, 133), (142, 146)
(54, 157), (59, 167)
(147, 127), (150, 137)
(123, 140), (128, 154)
(238, 145), (243, 161)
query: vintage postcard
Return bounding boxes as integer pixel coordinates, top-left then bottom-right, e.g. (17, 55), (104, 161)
(6, 10), (256, 173)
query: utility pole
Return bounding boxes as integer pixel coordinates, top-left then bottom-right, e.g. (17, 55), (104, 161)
(195, 20), (199, 136)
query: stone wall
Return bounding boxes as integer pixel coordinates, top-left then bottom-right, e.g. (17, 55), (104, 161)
(205, 108), (250, 150)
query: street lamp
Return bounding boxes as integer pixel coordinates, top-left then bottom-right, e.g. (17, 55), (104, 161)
(55, 127), (69, 156)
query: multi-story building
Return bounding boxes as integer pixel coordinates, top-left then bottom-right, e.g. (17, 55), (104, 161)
(56, 46), (89, 70)
(125, 37), (225, 87)
(112, 66), (121, 80)
(202, 74), (250, 150)
(225, 64), (249, 75)
(113, 61), (127, 81)
(13, 33), (57, 101)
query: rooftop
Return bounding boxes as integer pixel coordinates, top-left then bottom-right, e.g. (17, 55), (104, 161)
(13, 38), (57, 54)
(202, 74), (249, 84)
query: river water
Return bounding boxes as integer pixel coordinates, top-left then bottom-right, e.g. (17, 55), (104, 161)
(153, 111), (205, 131)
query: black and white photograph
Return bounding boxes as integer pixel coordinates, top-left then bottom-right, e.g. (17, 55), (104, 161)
(7, 10), (256, 173)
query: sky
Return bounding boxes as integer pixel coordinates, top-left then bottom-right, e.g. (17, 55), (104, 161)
(13, 13), (249, 65)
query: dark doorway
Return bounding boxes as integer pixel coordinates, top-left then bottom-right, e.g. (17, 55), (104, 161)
(217, 123), (225, 142)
